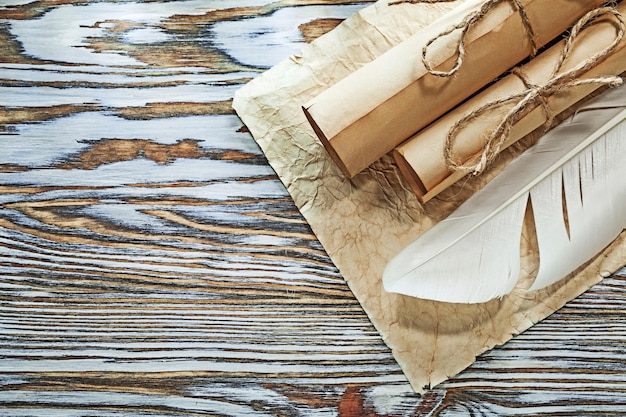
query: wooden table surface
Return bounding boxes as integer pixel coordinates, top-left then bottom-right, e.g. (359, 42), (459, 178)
(1, 0), (625, 415)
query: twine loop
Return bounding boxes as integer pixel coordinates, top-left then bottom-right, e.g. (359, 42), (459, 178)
(391, 0), (539, 77)
(444, 6), (625, 175)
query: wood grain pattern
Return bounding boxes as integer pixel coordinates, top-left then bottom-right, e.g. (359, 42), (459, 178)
(0, 0), (624, 415)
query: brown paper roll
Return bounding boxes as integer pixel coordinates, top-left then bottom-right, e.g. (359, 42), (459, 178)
(394, 3), (626, 203)
(303, 0), (607, 178)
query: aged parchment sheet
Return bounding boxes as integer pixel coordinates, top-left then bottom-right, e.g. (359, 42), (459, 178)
(232, 0), (626, 391)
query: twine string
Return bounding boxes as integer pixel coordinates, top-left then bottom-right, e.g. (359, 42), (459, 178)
(443, 6), (625, 175)
(391, 0), (539, 76)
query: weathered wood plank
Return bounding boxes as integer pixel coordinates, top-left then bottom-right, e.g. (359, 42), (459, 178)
(1, 0), (625, 415)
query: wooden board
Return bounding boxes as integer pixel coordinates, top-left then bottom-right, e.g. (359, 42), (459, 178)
(0, 0), (624, 415)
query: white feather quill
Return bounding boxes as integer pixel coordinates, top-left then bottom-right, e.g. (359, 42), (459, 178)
(383, 87), (626, 303)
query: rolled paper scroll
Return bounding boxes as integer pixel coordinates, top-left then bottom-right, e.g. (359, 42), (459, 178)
(394, 4), (626, 203)
(303, 0), (607, 178)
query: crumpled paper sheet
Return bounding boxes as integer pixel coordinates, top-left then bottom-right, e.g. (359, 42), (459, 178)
(232, 0), (626, 392)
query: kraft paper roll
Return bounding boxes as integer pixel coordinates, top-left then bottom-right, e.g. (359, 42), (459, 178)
(394, 3), (626, 203)
(303, 0), (607, 178)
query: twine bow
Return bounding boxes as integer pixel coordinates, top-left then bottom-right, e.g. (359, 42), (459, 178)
(391, 0), (539, 77)
(444, 6), (625, 175)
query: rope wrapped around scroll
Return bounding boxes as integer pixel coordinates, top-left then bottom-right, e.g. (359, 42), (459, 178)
(444, 6), (625, 175)
(391, 0), (539, 76)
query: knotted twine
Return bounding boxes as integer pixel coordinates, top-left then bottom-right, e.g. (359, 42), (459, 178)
(444, 6), (624, 175)
(391, 0), (539, 76)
